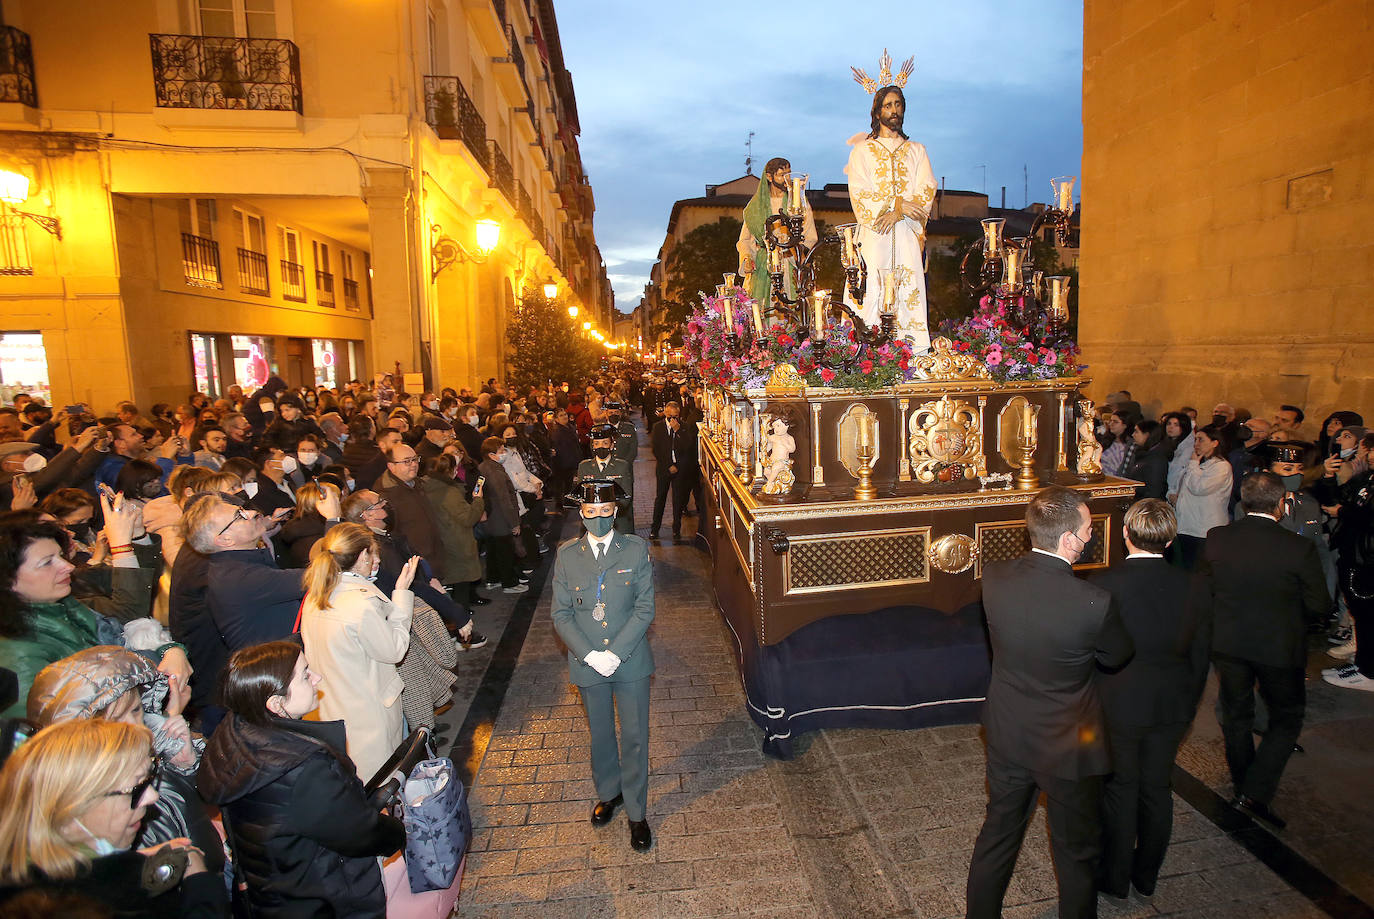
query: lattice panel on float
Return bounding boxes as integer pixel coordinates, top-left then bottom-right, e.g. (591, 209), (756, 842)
(783, 528), (929, 595)
(973, 514), (1109, 578)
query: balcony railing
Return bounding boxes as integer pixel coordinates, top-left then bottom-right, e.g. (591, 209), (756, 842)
(0, 26), (38, 107)
(504, 24), (529, 99)
(315, 269), (335, 307)
(181, 232), (222, 288)
(423, 75), (487, 165)
(493, 0), (507, 24)
(237, 247), (269, 295)
(150, 34), (303, 113)
(343, 277), (360, 311)
(280, 259), (306, 301)
(488, 140), (514, 203)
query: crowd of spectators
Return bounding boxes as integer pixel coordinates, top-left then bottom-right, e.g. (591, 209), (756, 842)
(0, 368), (663, 914)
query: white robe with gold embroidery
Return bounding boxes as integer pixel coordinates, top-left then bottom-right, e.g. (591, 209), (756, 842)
(843, 135), (935, 351)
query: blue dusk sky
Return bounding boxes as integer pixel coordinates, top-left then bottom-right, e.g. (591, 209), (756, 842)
(555, 1), (1084, 314)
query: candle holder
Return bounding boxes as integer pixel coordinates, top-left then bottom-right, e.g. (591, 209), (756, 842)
(1015, 408), (1040, 491)
(854, 443), (878, 501)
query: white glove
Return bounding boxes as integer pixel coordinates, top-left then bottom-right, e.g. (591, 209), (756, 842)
(582, 650), (621, 678)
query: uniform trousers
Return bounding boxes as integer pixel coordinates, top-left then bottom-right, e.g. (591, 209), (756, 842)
(578, 676), (650, 822)
(966, 752), (1103, 919)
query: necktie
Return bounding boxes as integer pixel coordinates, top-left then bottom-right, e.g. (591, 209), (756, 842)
(594, 542), (603, 560)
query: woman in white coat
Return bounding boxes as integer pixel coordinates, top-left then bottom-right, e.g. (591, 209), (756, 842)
(299, 522), (420, 781)
(1172, 423), (1233, 571)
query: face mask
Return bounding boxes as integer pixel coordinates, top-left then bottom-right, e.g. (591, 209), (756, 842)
(259, 400), (276, 413)
(297, 452), (319, 467)
(427, 401), (439, 410)
(584, 514), (615, 537)
(140, 482), (162, 499)
(21, 452), (46, 473)
(1280, 473), (1303, 492)
(73, 817), (128, 857)
(468, 417), (480, 428)
(1212, 414), (1228, 427)
(338, 433), (349, 443)
(593, 447), (611, 460)
(366, 561), (380, 582)
(346, 477), (356, 491)
(242, 481), (259, 498)
(1341, 447), (1356, 459)
(280, 456), (298, 474)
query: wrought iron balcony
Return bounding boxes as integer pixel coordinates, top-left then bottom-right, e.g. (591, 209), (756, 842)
(504, 24), (530, 99)
(150, 34), (302, 113)
(280, 259), (306, 301)
(182, 233), (222, 288)
(0, 26), (38, 107)
(488, 140), (514, 204)
(493, 0), (507, 24)
(237, 247), (269, 296)
(423, 75), (487, 165)
(343, 277), (360, 311)
(315, 269), (335, 307)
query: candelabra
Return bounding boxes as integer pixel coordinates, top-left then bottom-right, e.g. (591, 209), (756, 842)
(853, 414), (878, 501)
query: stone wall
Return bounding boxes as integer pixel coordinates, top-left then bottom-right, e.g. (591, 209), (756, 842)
(1079, 0), (1374, 429)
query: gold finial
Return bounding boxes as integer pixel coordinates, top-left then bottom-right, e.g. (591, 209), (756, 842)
(851, 49), (916, 95)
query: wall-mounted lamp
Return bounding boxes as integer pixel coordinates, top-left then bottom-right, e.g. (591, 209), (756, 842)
(430, 211), (502, 281)
(0, 169), (61, 240)
(542, 278), (558, 299)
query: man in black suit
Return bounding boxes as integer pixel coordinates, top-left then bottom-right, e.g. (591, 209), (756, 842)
(966, 486), (1134, 919)
(1202, 471), (1329, 829)
(649, 401), (697, 541)
(1088, 499), (1209, 902)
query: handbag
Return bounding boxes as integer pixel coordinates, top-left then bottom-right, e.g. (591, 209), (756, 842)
(401, 757), (471, 894)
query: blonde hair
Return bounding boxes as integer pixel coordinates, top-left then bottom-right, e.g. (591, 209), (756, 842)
(0, 720), (153, 884)
(167, 465), (212, 504)
(197, 471), (242, 495)
(302, 522), (377, 611)
(294, 481), (341, 520)
(1124, 498), (1177, 554)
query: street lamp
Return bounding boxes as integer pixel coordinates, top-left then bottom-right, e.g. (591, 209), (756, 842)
(567, 305), (579, 319)
(582, 322), (591, 332)
(430, 209), (502, 281)
(0, 168), (61, 239)
(542, 278), (558, 300)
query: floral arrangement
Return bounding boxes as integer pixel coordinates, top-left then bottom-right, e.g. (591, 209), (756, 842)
(681, 294), (916, 392)
(937, 296), (1084, 382)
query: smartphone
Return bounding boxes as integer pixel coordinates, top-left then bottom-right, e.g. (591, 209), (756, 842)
(12, 473), (28, 490)
(96, 482), (118, 502)
(473, 475), (485, 497)
(64, 403), (86, 416)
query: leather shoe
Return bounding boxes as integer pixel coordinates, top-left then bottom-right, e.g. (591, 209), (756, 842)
(470, 594), (491, 606)
(629, 819), (652, 851)
(1233, 794), (1286, 830)
(590, 793), (622, 826)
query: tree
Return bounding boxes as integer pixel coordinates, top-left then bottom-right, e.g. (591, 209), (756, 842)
(925, 235), (980, 330)
(662, 217), (742, 347)
(505, 283), (600, 388)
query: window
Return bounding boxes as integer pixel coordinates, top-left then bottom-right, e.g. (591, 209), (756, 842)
(234, 208), (268, 295)
(198, 0), (276, 38)
(230, 334), (275, 389)
(180, 199), (221, 288)
(181, 198), (216, 237)
(278, 226), (304, 301)
(312, 239), (334, 307)
(0, 213), (32, 276)
(190, 332), (225, 396)
(0, 332), (51, 405)
(427, 8), (439, 73)
(341, 251), (360, 310)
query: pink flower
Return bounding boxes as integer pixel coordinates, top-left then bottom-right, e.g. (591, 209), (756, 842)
(1041, 349), (1057, 366)
(986, 347), (1003, 367)
(820, 367), (836, 384)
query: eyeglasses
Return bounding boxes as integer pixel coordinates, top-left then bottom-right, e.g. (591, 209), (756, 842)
(390, 456), (420, 466)
(217, 506), (261, 537)
(364, 498), (388, 512)
(103, 757), (160, 809)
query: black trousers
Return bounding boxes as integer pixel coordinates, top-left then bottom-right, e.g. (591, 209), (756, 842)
(1101, 721), (1189, 897)
(966, 752), (1103, 919)
(1212, 652), (1305, 804)
(1339, 563), (1374, 676)
(651, 465), (701, 535)
(486, 534), (518, 588)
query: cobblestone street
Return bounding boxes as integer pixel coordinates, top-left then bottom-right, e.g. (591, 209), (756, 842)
(436, 427), (1369, 919)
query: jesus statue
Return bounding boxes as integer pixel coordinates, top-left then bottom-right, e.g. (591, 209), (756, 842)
(843, 58), (936, 352)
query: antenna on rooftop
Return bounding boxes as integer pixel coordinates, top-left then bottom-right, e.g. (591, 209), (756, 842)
(1023, 164), (1028, 208)
(745, 131), (755, 175)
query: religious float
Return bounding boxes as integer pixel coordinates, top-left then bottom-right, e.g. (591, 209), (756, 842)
(692, 61), (1135, 756)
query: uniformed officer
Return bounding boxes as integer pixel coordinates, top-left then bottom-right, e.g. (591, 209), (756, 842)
(605, 401), (638, 466)
(575, 423), (634, 533)
(551, 480), (655, 851)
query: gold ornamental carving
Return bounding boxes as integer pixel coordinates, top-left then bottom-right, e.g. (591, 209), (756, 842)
(765, 363), (806, 396)
(909, 337), (991, 383)
(1075, 398), (1103, 478)
(928, 533), (978, 575)
(908, 395), (982, 484)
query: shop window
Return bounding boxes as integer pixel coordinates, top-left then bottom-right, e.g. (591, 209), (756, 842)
(231, 334), (275, 390)
(0, 332), (50, 404)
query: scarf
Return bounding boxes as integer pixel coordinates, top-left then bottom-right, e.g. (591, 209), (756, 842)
(742, 176), (798, 306)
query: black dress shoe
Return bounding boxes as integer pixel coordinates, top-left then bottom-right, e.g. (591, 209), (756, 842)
(590, 793), (623, 826)
(470, 594), (491, 606)
(629, 819), (652, 851)
(649, 531), (660, 540)
(1233, 794), (1287, 830)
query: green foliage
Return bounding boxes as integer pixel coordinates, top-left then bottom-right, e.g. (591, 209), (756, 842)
(810, 220), (846, 301)
(662, 217), (743, 347)
(505, 283), (600, 388)
(925, 234), (979, 331)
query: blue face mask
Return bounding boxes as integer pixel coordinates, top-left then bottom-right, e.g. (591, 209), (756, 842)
(583, 515), (615, 538)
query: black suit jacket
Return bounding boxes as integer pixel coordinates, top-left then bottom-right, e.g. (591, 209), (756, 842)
(982, 551), (1134, 779)
(1199, 514), (1329, 669)
(1088, 557), (1209, 729)
(650, 420), (697, 476)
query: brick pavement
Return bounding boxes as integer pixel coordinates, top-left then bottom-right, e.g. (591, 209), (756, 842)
(447, 424), (1332, 919)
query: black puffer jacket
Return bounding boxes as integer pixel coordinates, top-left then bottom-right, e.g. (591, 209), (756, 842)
(197, 714), (404, 918)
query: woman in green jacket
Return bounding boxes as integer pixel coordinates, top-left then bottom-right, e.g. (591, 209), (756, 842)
(421, 452), (485, 589)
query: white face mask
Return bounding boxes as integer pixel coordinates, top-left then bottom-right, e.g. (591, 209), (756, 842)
(21, 452), (46, 473)
(346, 477), (356, 491)
(73, 816), (128, 857)
(280, 456), (298, 475)
(259, 400), (275, 413)
(242, 481), (259, 498)
(297, 452), (319, 467)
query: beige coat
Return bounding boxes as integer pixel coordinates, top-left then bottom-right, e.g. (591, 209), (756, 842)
(300, 572), (414, 781)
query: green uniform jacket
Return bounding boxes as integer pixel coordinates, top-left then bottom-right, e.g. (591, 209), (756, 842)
(551, 533), (655, 687)
(613, 421), (638, 466)
(575, 457), (633, 501)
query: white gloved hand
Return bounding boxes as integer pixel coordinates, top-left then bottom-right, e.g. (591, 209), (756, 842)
(583, 650), (618, 677)
(601, 651), (621, 676)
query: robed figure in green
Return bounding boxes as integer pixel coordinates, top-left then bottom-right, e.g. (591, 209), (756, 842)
(736, 156), (818, 308)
